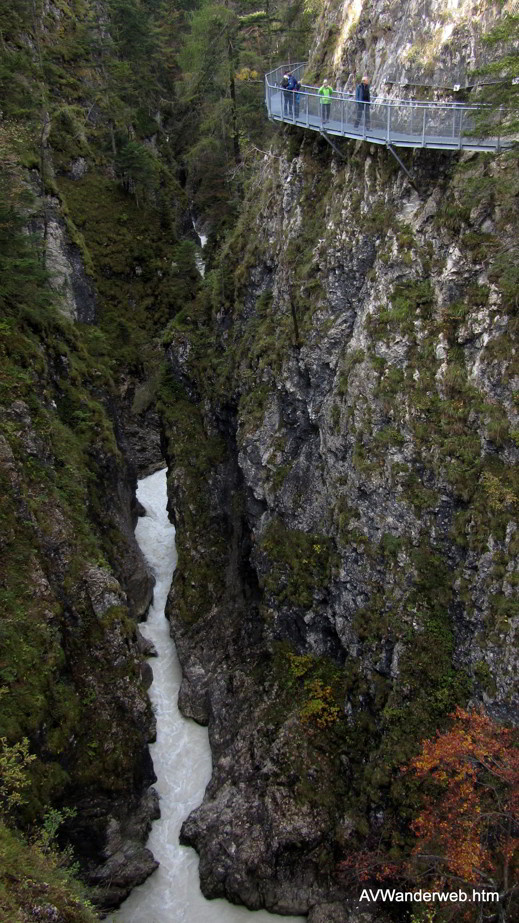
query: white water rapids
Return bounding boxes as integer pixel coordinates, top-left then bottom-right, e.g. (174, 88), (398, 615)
(110, 469), (305, 923)
(192, 218), (207, 276)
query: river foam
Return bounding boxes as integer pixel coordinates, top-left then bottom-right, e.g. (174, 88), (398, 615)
(110, 469), (304, 923)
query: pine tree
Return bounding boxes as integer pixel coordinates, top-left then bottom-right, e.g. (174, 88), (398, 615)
(474, 12), (519, 138)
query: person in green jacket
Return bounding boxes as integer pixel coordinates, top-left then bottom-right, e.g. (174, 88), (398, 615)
(319, 79), (333, 125)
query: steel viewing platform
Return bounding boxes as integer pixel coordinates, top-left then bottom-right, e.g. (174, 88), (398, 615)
(265, 64), (513, 154)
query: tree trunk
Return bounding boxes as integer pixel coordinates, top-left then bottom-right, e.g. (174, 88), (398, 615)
(228, 36), (241, 165)
(265, 0), (273, 70)
(109, 120), (117, 156)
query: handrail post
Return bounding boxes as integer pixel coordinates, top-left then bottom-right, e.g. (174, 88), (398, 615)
(341, 97), (344, 134)
(386, 102), (390, 143)
(306, 91), (309, 128)
(422, 107), (426, 147)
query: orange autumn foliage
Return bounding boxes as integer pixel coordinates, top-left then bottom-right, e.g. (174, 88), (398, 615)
(339, 708), (519, 921)
(403, 707), (519, 916)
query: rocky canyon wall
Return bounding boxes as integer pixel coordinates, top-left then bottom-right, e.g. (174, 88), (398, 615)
(161, 3), (519, 919)
(0, 0), (188, 914)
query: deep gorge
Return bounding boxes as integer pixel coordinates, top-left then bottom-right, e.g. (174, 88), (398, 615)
(1, 1), (519, 921)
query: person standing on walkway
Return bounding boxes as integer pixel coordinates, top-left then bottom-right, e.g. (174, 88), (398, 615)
(293, 77), (302, 118)
(281, 71), (291, 116)
(354, 75), (371, 129)
(287, 72), (299, 118)
(319, 79), (332, 125)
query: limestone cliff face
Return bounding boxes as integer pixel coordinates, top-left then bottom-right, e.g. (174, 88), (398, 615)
(161, 6), (519, 920)
(1, 0), (179, 908)
(227, 141), (519, 718)
(41, 194), (97, 324)
(0, 330), (159, 908)
(315, 0), (511, 90)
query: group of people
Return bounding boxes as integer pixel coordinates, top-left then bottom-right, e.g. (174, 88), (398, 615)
(280, 71), (372, 131)
(318, 75), (371, 128)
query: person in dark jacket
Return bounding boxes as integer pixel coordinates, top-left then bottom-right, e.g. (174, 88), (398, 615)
(281, 71), (291, 115)
(282, 71), (297, 116)
(293, 78), (301, 118)
(287, 74), (301, 118)
(354, 75), (371, 129)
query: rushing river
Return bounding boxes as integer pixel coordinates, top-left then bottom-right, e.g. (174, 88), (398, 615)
(110, 469), (304, 923)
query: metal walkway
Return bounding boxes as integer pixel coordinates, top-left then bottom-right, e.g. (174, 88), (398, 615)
(265, 64), (512, 153)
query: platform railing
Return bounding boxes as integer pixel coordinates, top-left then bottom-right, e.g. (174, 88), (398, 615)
(265, 64), (512, 153)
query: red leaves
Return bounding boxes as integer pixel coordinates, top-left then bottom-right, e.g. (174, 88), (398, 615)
(404, 707), (519, 897)
(338, 708), (519, 920)
(338, 849), (401, 884)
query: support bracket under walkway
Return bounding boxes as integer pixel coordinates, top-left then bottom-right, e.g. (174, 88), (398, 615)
(320, 131), (420, 192)
(386, 142), (420, 193)
(386, 144), (419, 192)
(319, 130), (347, 160)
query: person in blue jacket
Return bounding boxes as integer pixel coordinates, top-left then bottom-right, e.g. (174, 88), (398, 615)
(281, 71), (291, 115)
(354, 75), (371, 129)
(294, 83), (301, 118)
(286, 72), (299, 117)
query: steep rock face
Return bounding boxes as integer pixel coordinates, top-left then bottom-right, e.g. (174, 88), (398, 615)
(117, 380), (165, 478)
(315, 0), (509, 90)
(1, 174), (161, 910)
(1, 0), (194, 914)
(43, 194), (97, 324)
(0, 386), (158, 908)
(162, 108), (519, 923)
